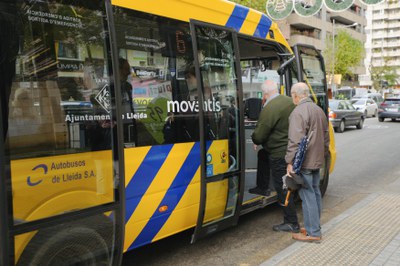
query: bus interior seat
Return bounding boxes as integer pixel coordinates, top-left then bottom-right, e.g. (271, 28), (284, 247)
(244, 98), (262, 121)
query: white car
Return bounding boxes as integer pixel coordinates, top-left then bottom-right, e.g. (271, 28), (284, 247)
(350, 98), (378, 118)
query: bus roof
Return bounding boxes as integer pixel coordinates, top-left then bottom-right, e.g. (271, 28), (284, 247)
(112, 0), (290, 51)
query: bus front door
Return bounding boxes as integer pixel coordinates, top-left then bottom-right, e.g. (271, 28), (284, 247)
(0, 1), (123, 265)
(190, 21), (245, 243)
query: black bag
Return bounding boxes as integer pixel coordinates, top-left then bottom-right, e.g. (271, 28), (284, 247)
(282, 173), (306, 207)
(282, 173), (305, 191)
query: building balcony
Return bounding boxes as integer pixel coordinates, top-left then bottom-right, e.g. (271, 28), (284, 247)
(372, 51), (400, 58)
(331, 27), (366, 42)
(359, 74), (372, 86)
(371, 23), (393, 30)
(373, 14), (400, 22)
(373, 13), (387, 20)
(371, 59), (400, 67)
(371, 61), (386, 67)
(372, 42), (400, 49)
(288, 34), (323, 51)
(349, 29), (366, 41)
(386, 51), (400, 57)
(354, 66), (366, 76)
(386, 2), (400, 8)
(330, 9), (366, 27)
(287, 14), (323, 30)
(388, 60), (400, 66)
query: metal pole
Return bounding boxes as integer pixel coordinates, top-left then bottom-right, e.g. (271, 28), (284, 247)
(332, 19), (335, 91)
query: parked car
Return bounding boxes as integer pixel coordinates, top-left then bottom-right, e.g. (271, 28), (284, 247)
(329, 99), (364, 133)
(350, 98), (378, 118)
(378, 98), (400, 122)
(352, 93), (383, 105)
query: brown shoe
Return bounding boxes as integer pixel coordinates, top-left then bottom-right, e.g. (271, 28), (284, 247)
(300, 227), (307, 236)
(292, 232), (321, 243)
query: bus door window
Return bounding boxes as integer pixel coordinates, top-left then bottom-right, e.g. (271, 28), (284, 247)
(194, 34), (241, 169)
(296, 46), (328, 114)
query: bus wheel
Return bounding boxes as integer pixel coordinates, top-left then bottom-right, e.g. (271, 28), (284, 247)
(17, 220), (111, 266)
(320, 171), (329, 197)
(293, 156), (329, 203)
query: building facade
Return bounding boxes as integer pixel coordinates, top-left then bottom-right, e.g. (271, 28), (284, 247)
(360, 1), (400, 90)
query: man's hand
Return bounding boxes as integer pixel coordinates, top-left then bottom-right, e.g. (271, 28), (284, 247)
(286, 163), (293, 177)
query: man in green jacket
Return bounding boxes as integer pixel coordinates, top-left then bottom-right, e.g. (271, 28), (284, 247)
(251, 80), (300, 233)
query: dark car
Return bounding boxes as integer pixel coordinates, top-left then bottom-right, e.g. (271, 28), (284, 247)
(329, 99), (364, 133)
(378, 98), (400, 122)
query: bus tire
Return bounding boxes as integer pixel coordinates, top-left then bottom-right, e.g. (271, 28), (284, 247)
(319, 156), (330, 197)
(17, 217), (112, 266)
(293, 156), (330, 203)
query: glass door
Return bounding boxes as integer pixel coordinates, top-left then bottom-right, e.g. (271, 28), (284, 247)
(293, 44), (329, 114)
(292, 44), (330, 196)
(190, 20), (244, 242)
(0, 1), (123, 265)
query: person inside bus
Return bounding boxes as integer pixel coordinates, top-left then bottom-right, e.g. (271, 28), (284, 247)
(249, 84), (272, 197)
(87, 58), (134, 151)
(184, 65), (218, 141)
(163, 112), (178, 144)
(119, 58), (137, 145)
(251, 80), (300, 233)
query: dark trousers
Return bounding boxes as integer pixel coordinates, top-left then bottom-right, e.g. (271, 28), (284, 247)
(256, 149), (270, 190)
(269, 157), (299, 225)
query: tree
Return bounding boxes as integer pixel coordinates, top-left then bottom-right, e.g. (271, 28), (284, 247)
(369, 63), (398, 91)
(323, 29), (365, 81)
(230, 0), (265, 12)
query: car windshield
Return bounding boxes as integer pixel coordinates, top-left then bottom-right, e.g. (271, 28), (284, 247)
(329, 101), (339, 109)
(351, 99), (366, 105)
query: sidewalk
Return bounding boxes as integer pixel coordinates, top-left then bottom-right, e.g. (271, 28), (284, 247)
(261, 193), (400, 266)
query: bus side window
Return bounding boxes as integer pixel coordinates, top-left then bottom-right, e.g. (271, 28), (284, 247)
(114, 9), (199, 147)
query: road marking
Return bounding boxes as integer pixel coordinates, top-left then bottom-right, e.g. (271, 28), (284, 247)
(364, 125), (389, 129)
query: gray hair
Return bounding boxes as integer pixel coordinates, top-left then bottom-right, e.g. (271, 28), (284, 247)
(291, 82), (310, 98)
(261, 80), (278, 95)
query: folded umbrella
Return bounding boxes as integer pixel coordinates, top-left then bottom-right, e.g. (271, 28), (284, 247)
(292, 131), (313, 174)
(283, 131), (313, 206)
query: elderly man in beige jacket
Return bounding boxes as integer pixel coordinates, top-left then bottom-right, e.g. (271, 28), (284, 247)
(285, 82), (329, 243)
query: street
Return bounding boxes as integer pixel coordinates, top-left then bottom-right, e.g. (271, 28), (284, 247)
(122, 117), (400, 266)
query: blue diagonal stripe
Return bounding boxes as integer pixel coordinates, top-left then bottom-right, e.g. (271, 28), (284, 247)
(225, 4), (249, 32)
(253, 14), (272, 39)
(129, 141), (212, 249)
(124, 144), (173, 223)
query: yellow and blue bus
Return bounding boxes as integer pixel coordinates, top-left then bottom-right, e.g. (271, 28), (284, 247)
(0, 0), (336, 265)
